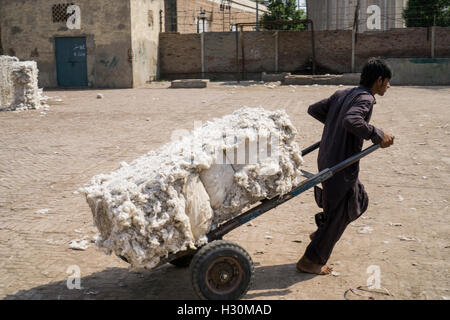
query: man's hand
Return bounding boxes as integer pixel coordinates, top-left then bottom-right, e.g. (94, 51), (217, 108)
(380, 132), (394, 148)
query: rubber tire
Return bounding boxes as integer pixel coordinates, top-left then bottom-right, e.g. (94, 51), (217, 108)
(170, 253), (194, 268)
(190, 240), (254, 300)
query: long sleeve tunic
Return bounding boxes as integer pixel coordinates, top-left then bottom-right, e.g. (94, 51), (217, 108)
(307, 86), (384, 212)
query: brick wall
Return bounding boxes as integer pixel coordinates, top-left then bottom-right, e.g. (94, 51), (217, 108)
(159, 27), (450, 79)
(436, 27), (450, 57)
(315, 30), (353, 73)
(159, 33), (202, 75)
(355, 28), (429, 70)
(278, 31), (313, 72)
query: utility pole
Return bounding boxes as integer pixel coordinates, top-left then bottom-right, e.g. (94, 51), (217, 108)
(256, 1), (259, 31)
(351, 0), (360, 73)
(431, 4), (437, 58)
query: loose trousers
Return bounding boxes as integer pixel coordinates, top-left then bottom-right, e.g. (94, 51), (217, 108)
(304, 179), (369, 265)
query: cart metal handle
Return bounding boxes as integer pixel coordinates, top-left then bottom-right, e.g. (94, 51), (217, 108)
(301, 141), (321, 157)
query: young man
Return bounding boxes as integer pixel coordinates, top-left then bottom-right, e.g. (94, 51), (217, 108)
(296, 58), (395, 275)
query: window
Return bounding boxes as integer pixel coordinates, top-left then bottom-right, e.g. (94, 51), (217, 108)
(52, 3), (75, 23)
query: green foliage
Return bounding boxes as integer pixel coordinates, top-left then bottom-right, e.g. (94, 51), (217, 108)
(403, 0), (450, 27)
(261, 0), (307, 30)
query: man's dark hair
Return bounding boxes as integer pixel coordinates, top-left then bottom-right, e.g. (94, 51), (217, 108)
(360, 58), (392, 87)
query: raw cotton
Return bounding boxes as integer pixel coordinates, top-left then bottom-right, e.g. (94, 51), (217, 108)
(0, 55), (47, 111)
(0, 56), (18, 109)
(81, 107), (304, 269)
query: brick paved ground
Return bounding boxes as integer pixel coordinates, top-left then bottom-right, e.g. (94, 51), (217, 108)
(1, 82), (449, 300)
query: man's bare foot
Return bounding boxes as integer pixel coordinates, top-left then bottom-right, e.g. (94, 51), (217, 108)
(296, 255), (333, 275)
(309, 231), (316, 240)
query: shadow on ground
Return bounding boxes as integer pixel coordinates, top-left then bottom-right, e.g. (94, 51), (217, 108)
(4, 263), (315, 300)
(245, 263), (316, 299)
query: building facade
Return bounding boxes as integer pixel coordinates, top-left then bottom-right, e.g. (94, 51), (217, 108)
(307, 0), (407, 32)
(164, 0), (268, 33)
(0, 0), (163, 88)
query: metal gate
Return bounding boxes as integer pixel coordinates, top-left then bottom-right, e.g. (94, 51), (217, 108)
(55, 37), (88, 87)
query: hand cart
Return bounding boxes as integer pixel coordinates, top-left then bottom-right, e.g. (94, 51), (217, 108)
(119, 141), (381, 300)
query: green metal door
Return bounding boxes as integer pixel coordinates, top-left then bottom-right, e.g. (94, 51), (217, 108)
(55, 37), (88, 87)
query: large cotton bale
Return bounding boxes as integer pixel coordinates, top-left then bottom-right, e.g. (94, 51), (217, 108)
(81, 107), (304, 269)
(0, 56), (19, 109)
(0, 55), (45, 111)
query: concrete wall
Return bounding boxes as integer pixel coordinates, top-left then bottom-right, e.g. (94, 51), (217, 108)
(386, 58), (450, 85)
(307, 0), (407, 32)
(159, 27), (450, 82)
(0, 0), (133, 88)
(130, 0), (164, 86)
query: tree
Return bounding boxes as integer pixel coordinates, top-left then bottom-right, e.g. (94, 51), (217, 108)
(261, 0), (307, 30)
(403, 0), (450, 27)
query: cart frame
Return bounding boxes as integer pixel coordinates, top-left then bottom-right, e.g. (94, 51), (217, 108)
(153, 141), (380, 267)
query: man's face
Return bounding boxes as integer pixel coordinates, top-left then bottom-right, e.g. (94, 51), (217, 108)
(376, 77), (391, 96)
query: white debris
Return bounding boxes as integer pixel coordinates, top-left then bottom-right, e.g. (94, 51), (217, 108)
(398, 236), (418, 242)
(97, 93), (104, 99)
(84, 290), (99, 295)
(383, 241), (390, 244)
(81, 107), (304, 269)
(92, 233), (100, 243)
(35, 208), (50, 214)
(357, 226), (374, 234)
(397, 195), (404, 202)
(264, 235), (273, 240)
(331, 271), (340, 277)
(69, 239), (90, 250)
(388, 222), (402, 227)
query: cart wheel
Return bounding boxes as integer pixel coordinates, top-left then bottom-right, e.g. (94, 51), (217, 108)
(170, 253), (194, 268)
(190, 240), (254, 300)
